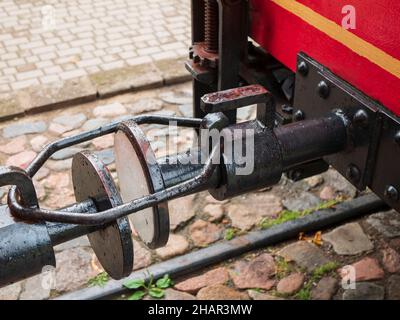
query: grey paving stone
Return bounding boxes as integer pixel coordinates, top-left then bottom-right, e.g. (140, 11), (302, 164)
(322, 222), (374, 255)
(178, 104), (193, 117)
(82, 118), (109, 131)
(51, 147), (84, 160)
(3, 121), (47, 138)
(278, 241), (331, 271)
(95, 149), (115, 165)
(19, 275), (50, 300)
(387, 275), (400, 300)
(342, 282), (384, 300)
(282, 192), (321, 212)
(159, 90), (192, 105)
(366, 210), (400, 238)
(53, 113), (87, 129)
(0, 282), (22, 300)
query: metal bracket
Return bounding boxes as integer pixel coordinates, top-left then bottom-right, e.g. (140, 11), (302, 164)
(370, 114), (400, 212)
(294, 52), (400, 213)
(294, 53), (381, 190)
(200, 84), (275, 128)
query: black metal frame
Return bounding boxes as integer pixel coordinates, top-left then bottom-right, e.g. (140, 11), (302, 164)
(293, 52), (400, 212)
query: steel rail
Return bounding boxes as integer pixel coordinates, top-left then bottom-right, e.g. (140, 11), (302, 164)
(56, 193), (388, 300)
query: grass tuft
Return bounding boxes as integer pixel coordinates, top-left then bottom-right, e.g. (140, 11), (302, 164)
(294, 262), (340, 300)
(260, 198), (341, 229)
(87, 272), (109, 287)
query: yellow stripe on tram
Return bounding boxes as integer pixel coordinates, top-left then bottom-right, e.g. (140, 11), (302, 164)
(271, 0), (400, 79)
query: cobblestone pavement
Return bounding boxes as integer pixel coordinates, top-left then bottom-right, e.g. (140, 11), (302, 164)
(0, 0), (190, 93)
(0, 82), (399, 300)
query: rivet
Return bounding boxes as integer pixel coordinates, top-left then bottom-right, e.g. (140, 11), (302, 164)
(353, 110), (369, 128)
(293, 110), (305, 121)
(384, 185), (399, 202)
(346, 164), (361, 183)
(317, 81), (330, 99)
(298, 61), (309, 76)
(394, 131), (400, 145)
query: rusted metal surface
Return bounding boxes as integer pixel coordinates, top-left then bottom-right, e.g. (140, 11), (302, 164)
(190, 42), (219, 69)
(200, 84), (277, 128)
(201, 85), (270, 113)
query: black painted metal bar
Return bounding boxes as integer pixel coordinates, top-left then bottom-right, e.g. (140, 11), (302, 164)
(46, 199), (98, 245)
(276, 113), (348, 170)
(55, 193), (388, 300)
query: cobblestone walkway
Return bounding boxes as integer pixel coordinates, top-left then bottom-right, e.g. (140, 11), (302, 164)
(0, 0), (190, 93)
(0, 82), (399, 300)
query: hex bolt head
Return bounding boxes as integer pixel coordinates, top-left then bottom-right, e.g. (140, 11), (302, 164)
(293, 110), (305, 121)
(353, 110), (369, 128)
(346, 164), (361, 183)
(298, 61), (309, 76)
(317, 81), (330, 99)
(281, 104), (294, 115)
(384, 185), (399, 201)
(394, 131), (400, 145)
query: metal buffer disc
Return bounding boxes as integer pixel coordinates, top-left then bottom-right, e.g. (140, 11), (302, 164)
(72, 151), (133, 279)
(114, 120), (169, 249)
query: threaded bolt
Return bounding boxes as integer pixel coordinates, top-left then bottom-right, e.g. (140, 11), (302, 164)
(204, 0), (219, 53)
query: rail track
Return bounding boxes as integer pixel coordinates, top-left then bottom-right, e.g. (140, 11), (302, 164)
(56, 193), (388, 300)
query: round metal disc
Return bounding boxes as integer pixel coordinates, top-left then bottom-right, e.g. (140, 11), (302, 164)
(71, 151), (133, 279)
(114, 120), (169, 249)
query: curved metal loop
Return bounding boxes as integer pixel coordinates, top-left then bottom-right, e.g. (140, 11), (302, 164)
(8, 145), (219, 225)
(0, 166), (38, 208)
(27, 115), (203, 177)
(6, 113), (222, 225)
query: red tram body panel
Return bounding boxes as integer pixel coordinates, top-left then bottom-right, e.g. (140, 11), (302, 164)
(250, 0), (400, 115)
